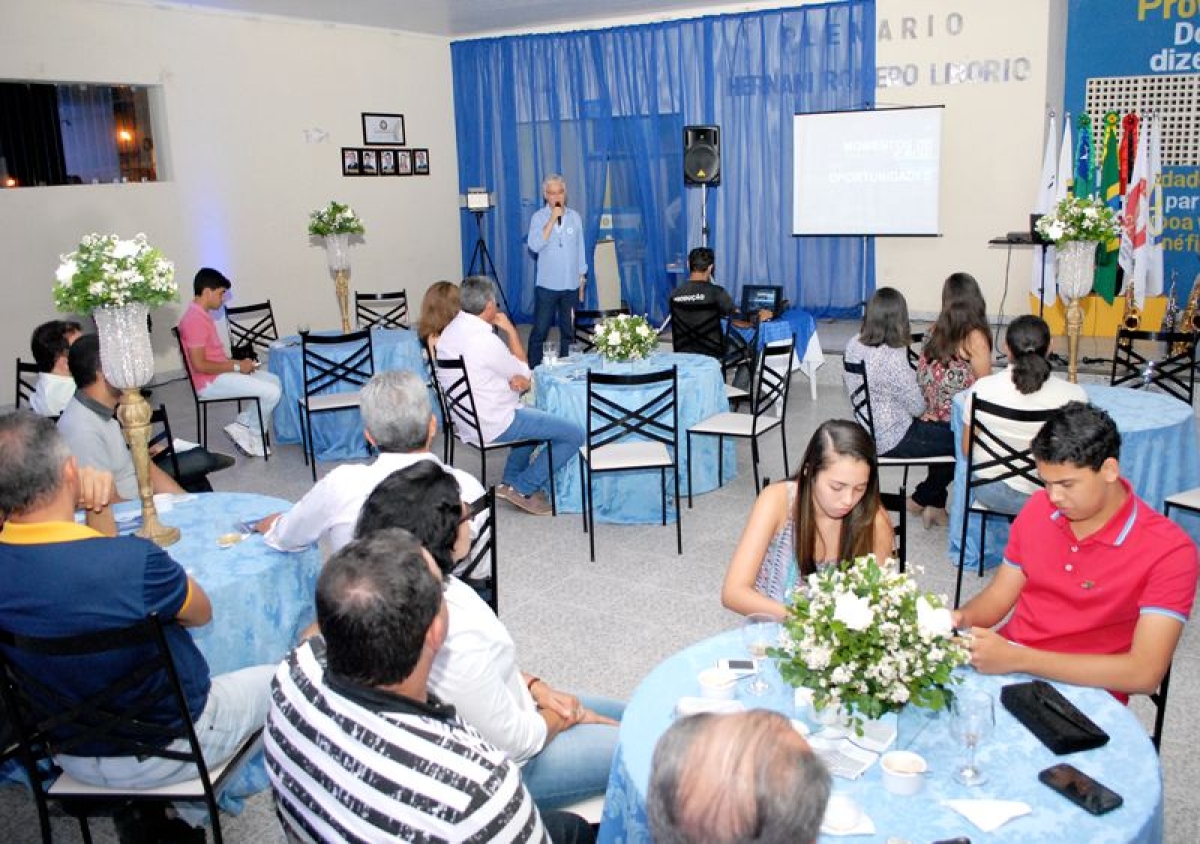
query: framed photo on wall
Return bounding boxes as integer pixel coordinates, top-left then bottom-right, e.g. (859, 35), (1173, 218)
(342, 147), (361, 176)
(396, 149), (413, 176)
(362, 113), (405, 145)
(379, 149), (397, 175)
(413, 148), (430, 175)
(361, 149), (378, 176)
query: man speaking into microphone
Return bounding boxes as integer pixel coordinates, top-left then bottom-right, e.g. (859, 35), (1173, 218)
(526, 173), (587, 367)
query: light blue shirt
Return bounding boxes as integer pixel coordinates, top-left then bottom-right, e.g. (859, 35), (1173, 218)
(526, 205), (587, 291)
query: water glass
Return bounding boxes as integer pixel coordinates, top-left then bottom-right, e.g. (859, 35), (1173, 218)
(568, 342), (584, 360)
(542, 341), (559, 366)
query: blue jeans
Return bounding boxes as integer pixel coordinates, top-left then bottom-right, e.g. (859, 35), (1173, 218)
(970, 478), (1031, 515)
(529, 287), (577, 367)
(500, 406), (583, 496)
(521, 695), (624, 811)
(883, 419), (955, 508)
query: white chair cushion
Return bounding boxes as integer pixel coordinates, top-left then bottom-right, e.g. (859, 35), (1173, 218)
(879, 454), (955, 467)
(690, 412), (781, 437)
(305, 390), (363, 412)
(581, 441), (673, 471)
(49, 743), (250, 799)
(724, 383), (749, 401)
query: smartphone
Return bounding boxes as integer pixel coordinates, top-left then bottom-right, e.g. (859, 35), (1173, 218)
(717, 658), (758, 677)
(1038, 763), (1123, 816)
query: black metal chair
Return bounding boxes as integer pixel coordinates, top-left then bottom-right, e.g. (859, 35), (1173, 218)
(458, 488), (498, 614)
(171, 327), (269, 458)
(842, 357), (955, 573)
(1109, 328), (1197, 404)
(355, 290), (409, 330)
(0, 614), (262, 844)
(668, 300), (757, 383)
(687, 337), (794, 504)
(297, 330), (375, 481)
(1154, 489), (1200, 751)
(149, 403), (181, 481)
(907, 332), (925, 370)
(579, 366), (680, 561)
(435, 356), (556, 514)
(573, 307), (631, 352)
(955, 397), (1058, 607)
(224, 301), (278, 360)
(14, 359), (39, 410)
(421, 341), (455, 464)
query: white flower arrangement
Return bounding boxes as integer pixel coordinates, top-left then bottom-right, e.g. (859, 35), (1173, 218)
(1035, 195), (1120, 244)
(308, 200), (365, 237)
(773, 554), (969, 733)
(592, 313), (659, 362)
(53, 233), (178, 314)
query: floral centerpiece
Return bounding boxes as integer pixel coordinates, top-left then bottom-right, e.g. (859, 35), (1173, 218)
(772, 555), (969, 734)
(308, 201), (366, 332)
(593, 313), (658, 362)
(53, 232), (177, 313)
(307, 200), (365, 237)
(1034, 194), (1120, 245)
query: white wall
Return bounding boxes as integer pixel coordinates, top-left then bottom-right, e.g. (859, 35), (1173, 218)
(0, 0), (462, 373)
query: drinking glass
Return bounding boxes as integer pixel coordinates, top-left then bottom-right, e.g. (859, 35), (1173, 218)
(741, 613), (776, 696)
(543, 341), (559, 367)
(950, 689), (995, 786)
(568, 342), (584, 360)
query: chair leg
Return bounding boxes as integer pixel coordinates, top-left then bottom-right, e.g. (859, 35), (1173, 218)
(717, 435), (725, 486)
(673, 462), (682, 554)
(546, 441), (557, 516)
(578, 453), (589, 533)
(661, 466), (667, 526)
(686, 431), (695, 508)
(1152, 666), (1172, 752)
(197, 404), (206, 449)
(780, 425), (789, 480)
(587, 466), (597, 562)
(954, 504), (972, 609)
(254, 397), (269, 462)
(305, 409), (317, 483)
(750, 435), (761, 493)
(78, 816), (93, 844)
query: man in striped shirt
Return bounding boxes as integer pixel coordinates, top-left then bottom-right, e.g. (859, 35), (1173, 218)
(265, 529), (592, 843)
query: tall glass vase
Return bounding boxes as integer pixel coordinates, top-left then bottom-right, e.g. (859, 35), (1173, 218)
(323, 233), (352, 332)
(93, 303), (179, 547)
(1055, 240), (1098, 384)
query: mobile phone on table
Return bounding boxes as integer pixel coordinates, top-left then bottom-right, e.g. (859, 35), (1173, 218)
(1038, 763), (1123, 815)
(717, 658), (758, 677)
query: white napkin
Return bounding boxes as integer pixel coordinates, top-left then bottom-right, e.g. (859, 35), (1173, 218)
(942, 799), (1032, 832)
(820, 796), (875, 837)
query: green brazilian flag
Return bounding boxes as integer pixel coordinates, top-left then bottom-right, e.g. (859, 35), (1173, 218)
(1094, 111), (1121, 303)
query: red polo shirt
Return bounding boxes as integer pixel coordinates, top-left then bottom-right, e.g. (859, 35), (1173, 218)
(1000, 481), (1197, 697)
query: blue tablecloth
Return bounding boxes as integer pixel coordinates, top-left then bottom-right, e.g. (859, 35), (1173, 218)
(949, 384), (1200, 572)
(533, 353), (736, 523)
(734, 307), (825, 400)
(266, 328), (428, 461)
(597, 629), (1162, 844)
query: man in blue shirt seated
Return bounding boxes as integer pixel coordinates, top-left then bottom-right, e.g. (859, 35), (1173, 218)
(0, 412), (274, 840)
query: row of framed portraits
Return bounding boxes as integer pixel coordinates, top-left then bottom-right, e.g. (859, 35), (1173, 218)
(342, 147), (429, 177)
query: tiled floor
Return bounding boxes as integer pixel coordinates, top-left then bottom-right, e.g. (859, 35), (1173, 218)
(1, 321), (1196, 842)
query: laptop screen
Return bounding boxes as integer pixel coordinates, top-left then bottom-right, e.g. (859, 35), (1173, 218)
(740, 285), (783, 314)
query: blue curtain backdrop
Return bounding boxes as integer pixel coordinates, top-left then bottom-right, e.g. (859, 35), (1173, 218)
(451, 1), (875, 323)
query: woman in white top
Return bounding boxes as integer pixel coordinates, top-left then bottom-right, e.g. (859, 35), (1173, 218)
(963, 315), (1087, 514)
(721, 420), (894, 620)
(354, 461), (623, 810)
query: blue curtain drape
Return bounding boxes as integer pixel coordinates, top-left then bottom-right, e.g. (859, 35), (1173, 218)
(452, 1), (875, 323)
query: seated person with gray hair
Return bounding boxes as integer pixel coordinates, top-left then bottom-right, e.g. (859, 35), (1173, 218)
(256, 369), (483, 555)
(648, 710), (830, 844)
(264, 529), (594, 843)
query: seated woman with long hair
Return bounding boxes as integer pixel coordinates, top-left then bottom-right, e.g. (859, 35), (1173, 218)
(844, 287), (956, 528)
(417, 280), (460, 354)
(963, 315), (1086, 514)
(354, 461), (623, 811)
(918, 272), (993, 422)
(721, 419), (894, 619)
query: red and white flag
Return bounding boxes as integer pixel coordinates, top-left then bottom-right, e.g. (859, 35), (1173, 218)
(1146, 114), (1165, 297)
(1118, 118), (1151, 306)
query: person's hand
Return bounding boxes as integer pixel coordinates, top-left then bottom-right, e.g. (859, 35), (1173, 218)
(578, 708), (619, 726)
(77, 467), (115, 513)
(509, 375), (531, 393)
(492, 311), (516, 334)
(255, 513), (282, 534)
(966, 626), (1016, 674)
(552, 203), (565, 223)
(535, 686), (581, 722)
(757, 308), (772, 323)
(950, 609), (965, 629)
(578, 280), (586, 302)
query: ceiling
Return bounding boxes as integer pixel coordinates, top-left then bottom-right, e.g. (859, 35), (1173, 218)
(148, 0), (758, 38)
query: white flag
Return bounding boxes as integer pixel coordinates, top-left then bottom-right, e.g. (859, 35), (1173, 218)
(1031, 116), (1059, 305)
(1146, 114), (1165, 297)
(1118, 119), (1151, 306)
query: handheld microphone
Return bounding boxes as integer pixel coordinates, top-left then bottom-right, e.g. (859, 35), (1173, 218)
(555, 202), (564, 227)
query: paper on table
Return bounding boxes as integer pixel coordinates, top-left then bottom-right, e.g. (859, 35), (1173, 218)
(809, 731), (878, 779)
(943, 799), (1032, 832)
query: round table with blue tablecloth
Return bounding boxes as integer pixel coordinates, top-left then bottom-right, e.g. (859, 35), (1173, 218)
(534, 353), (736, 522)
(597, 629), (1162, 843)
(266, 328), (429, 461)
(949, 384), (1200, 573)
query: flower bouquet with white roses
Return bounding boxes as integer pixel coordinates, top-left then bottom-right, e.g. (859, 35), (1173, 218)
(1035, 194), (1120, 244)
(53, 233), (178, 313)
(773, 555), (969, 734)
(592, 313), (659, 362)
(308, 200), (365, 237)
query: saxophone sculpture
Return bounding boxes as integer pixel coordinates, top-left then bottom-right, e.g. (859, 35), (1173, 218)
(1162, 275), (1179, 335)
(1120, 279), (1142, 333)
(1174, 274), (1200, 354)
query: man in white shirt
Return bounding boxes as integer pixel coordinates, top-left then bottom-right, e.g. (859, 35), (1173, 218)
(436, 276), (583, 516)
(255, 370), (483, 554)
(28, 319), (81, 417)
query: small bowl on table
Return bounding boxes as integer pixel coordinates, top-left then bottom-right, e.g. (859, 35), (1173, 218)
(880, 750), (928, 796)
(697, 667), (738, 700)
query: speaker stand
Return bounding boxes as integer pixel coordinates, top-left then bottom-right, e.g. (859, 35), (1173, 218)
(700, 183), (710, 248)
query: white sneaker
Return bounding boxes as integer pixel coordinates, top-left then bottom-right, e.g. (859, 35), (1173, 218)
(223, 423), (253, 456)
(247, 437), (271, 458)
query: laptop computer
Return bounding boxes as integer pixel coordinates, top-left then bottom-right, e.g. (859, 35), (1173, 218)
(740, 284), (784, 315)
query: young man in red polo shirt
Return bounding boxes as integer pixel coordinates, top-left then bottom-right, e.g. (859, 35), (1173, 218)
(954, 402), (1197, 702)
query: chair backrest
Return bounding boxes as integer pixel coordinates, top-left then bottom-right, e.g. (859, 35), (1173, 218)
(435, 356), (487, 445)
(149, 404), (180, 481)
(669, 300), (726, 359)
(748, 338), (795, 424)
(573, 307), (630, 352)
(170, 326), (202, 401)
(14, 359), (39, 410)
(457, 488), (498, 615)
(963, 396), (1056, 496)
(355, 290), (409, 330)
(1110, 328), (1197, 404)
(907, 332), (925, 370)
(300, 330), (376, 399)
(585, 366), (679, 453)
(724, 317), (759, 372)
(841, 358), (878, 440)
(224, 301), (279, 358)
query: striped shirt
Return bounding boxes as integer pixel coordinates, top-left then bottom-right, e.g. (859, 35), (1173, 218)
(265, 638), (550, 844)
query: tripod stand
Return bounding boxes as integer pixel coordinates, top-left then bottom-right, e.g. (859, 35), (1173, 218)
(466, 209), (510, 311)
